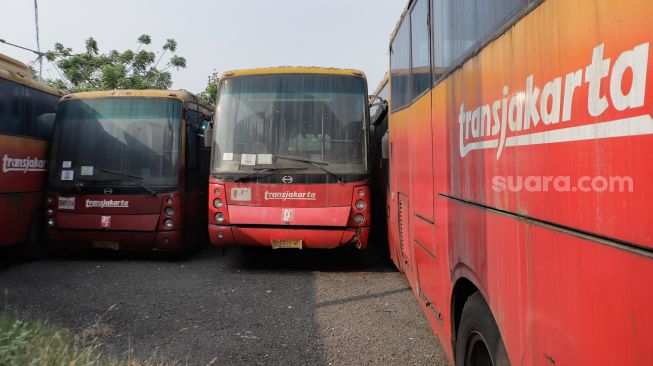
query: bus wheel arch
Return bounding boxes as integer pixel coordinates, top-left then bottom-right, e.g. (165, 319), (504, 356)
(453, 288), (510, 366)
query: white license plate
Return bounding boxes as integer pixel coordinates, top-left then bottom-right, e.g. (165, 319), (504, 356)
(271, 239), (303, 249)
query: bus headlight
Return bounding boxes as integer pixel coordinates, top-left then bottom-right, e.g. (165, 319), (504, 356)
(46, 207), (55, 216)
(214, 188), (220, 195)
(357, 189), (365, 197)
(165, 207), (175, 216)
(166, 198), (174, 205)
(46, 197), (54, 204)
(355, 200), (366, 210)
(213, 198), (223, 209)
(215, 212), (224, 223)
(353, 214), (364, 224)
(47, 218), (55, 227)
(163, 219), (174, 228)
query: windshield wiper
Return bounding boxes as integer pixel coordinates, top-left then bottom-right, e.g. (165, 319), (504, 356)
(97, 168), (158, 196)
(234, 167), (307, 183)
(272, 155), (344, 183)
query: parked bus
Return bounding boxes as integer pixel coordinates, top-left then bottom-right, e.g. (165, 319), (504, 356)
(384, 0), (653, 365)
(0, 54), (63, 256)
(207, 67), (371, 249)
(45, 90), (213, 252)
(368, 75), (389, 252)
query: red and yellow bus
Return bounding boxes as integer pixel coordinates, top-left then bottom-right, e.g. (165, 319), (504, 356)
(207, 67), (371, 250)
(45, 90), (213, 252)
(384, 0), (653, 365)
(0, 54), (63, 256)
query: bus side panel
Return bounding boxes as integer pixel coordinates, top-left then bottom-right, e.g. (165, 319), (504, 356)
(451, 0), (653, 249)
(0, 135), (48, 247)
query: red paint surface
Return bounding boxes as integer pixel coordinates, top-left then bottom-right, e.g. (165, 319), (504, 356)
(0, 135), (49, 247)
(385, 0), (653, 365)
(208, 178), (370, 249)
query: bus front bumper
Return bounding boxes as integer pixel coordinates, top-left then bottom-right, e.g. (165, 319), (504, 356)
(208, 224), (370, 250)
(46, 229), (183, 251)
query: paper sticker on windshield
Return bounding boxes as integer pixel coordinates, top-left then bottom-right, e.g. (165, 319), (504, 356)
(81, 166), (94, 176)
(257, 154), (273, 165)
(62, 161), (72, 168)
(61, 170), (74, 181)
(58, 197), (75, 210)
(240, 154), (256, 166)
(223, 153), (234, 161)
(231, 188), (252, 201)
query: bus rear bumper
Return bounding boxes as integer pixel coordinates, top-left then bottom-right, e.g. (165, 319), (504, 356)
(46, 229), (184, 251)
(208, 224), (370, 250)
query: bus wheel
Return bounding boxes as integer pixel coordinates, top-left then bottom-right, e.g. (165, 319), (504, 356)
(22, 213), (51, 260)
(455, 292), (510, 366)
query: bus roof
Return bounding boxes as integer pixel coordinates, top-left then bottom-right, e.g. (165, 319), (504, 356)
(62, 89), (214, 115)
(220, 67), (366, 80)
(0, 53), (64, 96)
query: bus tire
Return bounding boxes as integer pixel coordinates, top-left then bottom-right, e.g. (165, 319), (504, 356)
(22, 213), (50, 260)
(455, 292), (510, 366)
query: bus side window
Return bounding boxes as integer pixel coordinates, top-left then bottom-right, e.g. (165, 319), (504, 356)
(0, 78), (27, 135)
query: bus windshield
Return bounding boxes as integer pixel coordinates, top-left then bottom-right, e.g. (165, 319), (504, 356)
(49, 97), (182, 187)
(211, 74), (368, 174)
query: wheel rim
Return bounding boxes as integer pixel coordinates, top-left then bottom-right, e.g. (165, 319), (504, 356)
(465, 331), (493, 366)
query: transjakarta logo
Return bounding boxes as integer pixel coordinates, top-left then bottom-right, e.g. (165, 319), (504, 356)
(2, 154), (47, 173)
(264, 191), (317, 201)
(459, 42), (652, 159)
(85, 199), (130, 208)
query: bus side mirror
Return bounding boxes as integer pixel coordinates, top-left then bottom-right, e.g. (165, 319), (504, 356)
(201, 120), (213, 148)
(369, 97), (388, 126)
(381, 131), (390, 160)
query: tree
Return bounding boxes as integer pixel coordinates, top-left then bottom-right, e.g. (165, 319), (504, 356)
(44, 35), (186, 93)
(199, 70), (220, 105)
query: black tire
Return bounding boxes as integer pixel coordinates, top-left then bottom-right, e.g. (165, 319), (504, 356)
(455, 292), (510, 366)
(21, 213), (51, 260)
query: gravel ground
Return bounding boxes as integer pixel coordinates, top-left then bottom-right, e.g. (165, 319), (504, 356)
(0, 244), (447, 366)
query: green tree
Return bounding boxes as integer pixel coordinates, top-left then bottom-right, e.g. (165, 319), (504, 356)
(199, 70), (220, 105)
(44, 34), (186, 93)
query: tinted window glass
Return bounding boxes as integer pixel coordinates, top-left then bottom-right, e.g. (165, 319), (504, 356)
(0, 78), (26, 135)
(26, 88), (59, 139)
(50, 98), (182, 187)
(411, 0), (431, 99)
(432, 0), (523, 83)
(390, 18), (411, 110)
(212, 74), (368, 174)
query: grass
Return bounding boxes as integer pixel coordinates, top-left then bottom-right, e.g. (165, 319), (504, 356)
(0, 313), (177, 366)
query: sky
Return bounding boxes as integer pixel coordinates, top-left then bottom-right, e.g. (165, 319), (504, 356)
(0, 0), (406, 94)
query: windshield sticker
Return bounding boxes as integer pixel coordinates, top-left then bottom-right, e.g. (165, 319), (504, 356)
(62, 161), (72, 168)
(241, 154), (256, 166)
(257, 154), (273, 165)
(223, 152), (234, 161)
(58, 197), (75, 210)
(61, 170), (74, 181)
(2, 155), (47, 174)
(85, 199), (129, 208)
(81, 166), (94, 176)
(231, 187), (252, 201)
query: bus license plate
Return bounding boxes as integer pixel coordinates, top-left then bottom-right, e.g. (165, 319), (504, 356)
(93, 241), (120, 250)
(271, 240), (303, 249)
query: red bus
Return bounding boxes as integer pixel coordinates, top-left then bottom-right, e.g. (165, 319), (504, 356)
(0, 54), (63, 257)
(45, 90), (213, 252)
(384, 0), (653, 365)
(207, 67), (371, 250)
